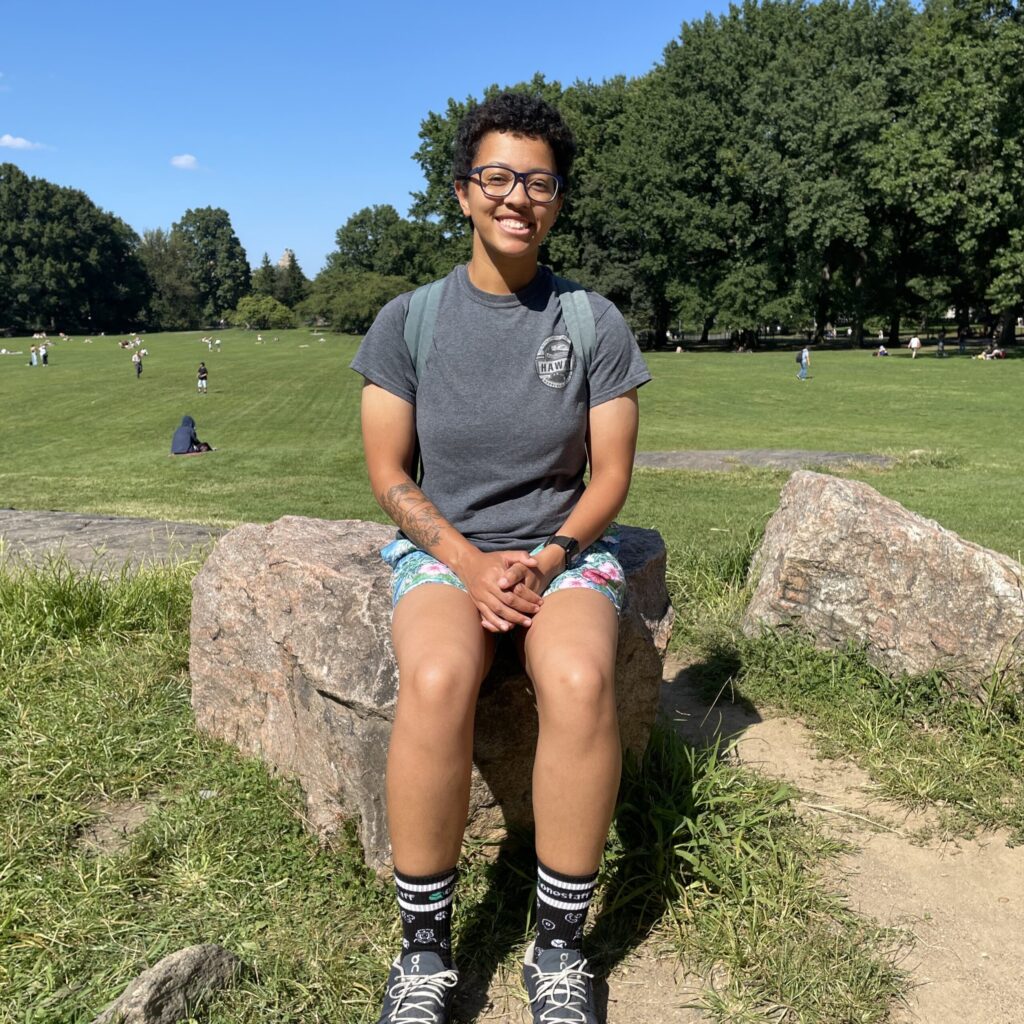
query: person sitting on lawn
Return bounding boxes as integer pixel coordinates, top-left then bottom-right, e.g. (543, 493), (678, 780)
(170, 415), (211, 454)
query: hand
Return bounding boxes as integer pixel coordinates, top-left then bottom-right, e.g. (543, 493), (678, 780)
(497, 551), (557, 626)
(458, 550), (544, 633)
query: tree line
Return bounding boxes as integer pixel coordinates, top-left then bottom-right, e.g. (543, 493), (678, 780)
(3, 0), (1022, 344)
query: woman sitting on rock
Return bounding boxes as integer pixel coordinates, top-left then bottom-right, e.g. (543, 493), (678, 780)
(351, 91), (650, 1024)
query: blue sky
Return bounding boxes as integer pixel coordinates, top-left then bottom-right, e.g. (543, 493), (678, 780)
(3, 0), (728, 275)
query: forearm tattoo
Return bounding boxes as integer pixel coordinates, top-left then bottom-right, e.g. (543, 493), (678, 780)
(379, 481), (445, 549)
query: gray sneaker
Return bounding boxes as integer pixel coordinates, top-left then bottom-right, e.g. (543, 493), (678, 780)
(522, 942), (598, 1024)
(376, 951), (458, 1024)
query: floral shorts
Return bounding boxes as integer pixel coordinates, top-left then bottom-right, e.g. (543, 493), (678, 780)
(381, 526), (627, 615)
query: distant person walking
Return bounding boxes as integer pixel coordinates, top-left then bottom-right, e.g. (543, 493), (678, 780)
(797, 345), (810, 380)
(132, 350), (143, 379)
(909, 335), (922, 359)
(29, 345), (37, 367)
(197, 362), (209, 394)
(40, 343), (48, 366)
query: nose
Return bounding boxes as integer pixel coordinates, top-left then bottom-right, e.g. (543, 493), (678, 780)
(504, 174), (532, 204)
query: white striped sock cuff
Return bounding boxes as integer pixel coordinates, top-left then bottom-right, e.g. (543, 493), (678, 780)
(537, 865), (597, 891)
(394, 871), (457, 893)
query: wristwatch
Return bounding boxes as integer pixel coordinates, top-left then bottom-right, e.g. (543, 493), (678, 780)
(544, 534), (579, 570)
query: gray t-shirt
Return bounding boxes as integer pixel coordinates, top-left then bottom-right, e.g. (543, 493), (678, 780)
(351, 265), (651, 552)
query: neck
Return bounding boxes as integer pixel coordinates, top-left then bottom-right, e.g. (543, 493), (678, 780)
(466, 248), (539, 295)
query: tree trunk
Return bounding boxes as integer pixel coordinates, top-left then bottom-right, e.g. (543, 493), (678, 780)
(700, 315), (714, 346)
(853, 249), (867, 347)
(654, 299), (671, 348)
(815, 259), (832, 344)
(999, 304), (1021, 346)
(888, 311), (901, 349)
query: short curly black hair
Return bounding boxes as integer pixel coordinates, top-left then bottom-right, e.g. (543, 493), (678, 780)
(453, 91), (576, 193)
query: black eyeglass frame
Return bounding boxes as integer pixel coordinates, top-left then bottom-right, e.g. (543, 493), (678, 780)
(459, 164), (565, 204)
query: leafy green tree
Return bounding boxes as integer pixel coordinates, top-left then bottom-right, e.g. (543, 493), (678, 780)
(231, 294), (295, 329)
(170, 207), (251, 323)
(301, 267), (415, 334)
(138, 227), (199, 330)
(876, 0), (1024, 342)
(251, 253), (279, 298)
(0, 163), (150, 331)
(274, 250), (310, 308)
(329, 205), (447, 284)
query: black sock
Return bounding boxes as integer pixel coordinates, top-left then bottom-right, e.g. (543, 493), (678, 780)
(534, 860), (598, 952)
(393, 867), (457, 967)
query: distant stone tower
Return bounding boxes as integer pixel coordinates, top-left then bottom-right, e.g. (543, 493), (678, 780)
(277, 248), (295, 269)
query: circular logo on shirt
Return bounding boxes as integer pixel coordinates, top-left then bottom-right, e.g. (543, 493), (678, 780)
(536, 335), (574, 389)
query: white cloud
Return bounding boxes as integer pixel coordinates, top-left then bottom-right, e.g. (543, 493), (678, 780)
(0, 133), (46, 150)
(170, 153), (199, 170)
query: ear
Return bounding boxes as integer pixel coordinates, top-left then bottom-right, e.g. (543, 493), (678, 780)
(454, 179), (471, 218)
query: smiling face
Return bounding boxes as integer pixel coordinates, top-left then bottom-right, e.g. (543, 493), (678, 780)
(454, 130), (563, 293)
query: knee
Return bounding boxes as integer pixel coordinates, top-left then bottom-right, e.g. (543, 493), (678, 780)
(535, 662), (617, 730)
(399, 661), (479, 721)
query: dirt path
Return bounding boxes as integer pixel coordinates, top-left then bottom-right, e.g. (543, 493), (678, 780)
(661, 658), (1024, 1024)
(470, 661), (1024, 1023)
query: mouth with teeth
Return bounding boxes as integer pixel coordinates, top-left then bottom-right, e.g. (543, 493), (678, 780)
(496, 216), (534, 237)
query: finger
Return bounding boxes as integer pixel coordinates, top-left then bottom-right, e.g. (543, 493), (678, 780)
(489, 599), (533, 629)
(479, 601), (514, 632)
(514, 580), (544, 601)
(501, 551), (539, 568)
(497, 588), (542, 614)
(498, 566), (527, 589)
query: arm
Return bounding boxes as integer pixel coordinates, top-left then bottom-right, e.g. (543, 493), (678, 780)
(501, 390), (640, 592)
(361, 382), (542, 631)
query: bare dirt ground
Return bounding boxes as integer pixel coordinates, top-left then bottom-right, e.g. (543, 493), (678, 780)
(471, 659), (1024, 1023)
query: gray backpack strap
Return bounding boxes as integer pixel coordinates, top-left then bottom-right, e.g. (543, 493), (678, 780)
(404, 278), (445, 382)
(552, 274), (596, 376)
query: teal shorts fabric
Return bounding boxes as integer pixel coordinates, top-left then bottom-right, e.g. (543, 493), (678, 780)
(381, 526), (626, 615)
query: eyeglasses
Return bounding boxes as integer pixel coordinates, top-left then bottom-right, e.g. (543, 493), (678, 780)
(461, 165), (563, 204)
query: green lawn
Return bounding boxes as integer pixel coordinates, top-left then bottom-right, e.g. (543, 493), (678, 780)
(2, 331), (1021, 559)
(1, 331), (1021, 1023)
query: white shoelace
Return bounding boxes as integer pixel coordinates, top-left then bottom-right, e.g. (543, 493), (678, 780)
(529, 959), (595, 1024)
(386, 967), (459, 1024)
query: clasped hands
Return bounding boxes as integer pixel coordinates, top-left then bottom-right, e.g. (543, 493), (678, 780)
(459, 549), (554, 633)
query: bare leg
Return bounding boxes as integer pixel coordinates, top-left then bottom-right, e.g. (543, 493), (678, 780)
(521, 589), (621, 874)
(388, 584), (495, 875)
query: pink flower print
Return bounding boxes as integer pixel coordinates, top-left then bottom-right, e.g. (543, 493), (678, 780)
(582, 568), (611, 586)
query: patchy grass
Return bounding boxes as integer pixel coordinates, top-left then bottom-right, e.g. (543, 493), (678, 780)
(670, 545), (1024, 845)
(1, 560), (906, 1023)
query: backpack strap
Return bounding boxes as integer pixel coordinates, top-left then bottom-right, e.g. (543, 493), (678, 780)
(552, 274), (596, 377)
(404, 278), (445, 382)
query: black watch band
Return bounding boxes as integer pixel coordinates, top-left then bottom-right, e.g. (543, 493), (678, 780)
(545, 534), (579, 569)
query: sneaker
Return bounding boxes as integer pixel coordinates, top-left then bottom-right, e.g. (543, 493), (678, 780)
(376, 951), (458, 1024)
(522, 942), (597, 1024)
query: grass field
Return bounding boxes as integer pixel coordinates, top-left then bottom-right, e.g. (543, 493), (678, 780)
(1, 329), (1021, 558)
(1, 330), (1022, 1022)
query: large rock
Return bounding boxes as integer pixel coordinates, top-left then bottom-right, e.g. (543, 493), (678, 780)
(91, 944), (242, 1024)
(744, 471), (1024, 688)
(190, 516), (674, 870)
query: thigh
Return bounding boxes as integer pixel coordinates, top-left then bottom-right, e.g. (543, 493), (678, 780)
(519, 588), (619, 700)
(392, 583), (496, 699)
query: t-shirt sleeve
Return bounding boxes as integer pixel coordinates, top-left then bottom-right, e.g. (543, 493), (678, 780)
(585, 298), (652, 407)
(349, 292), (417, 404)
